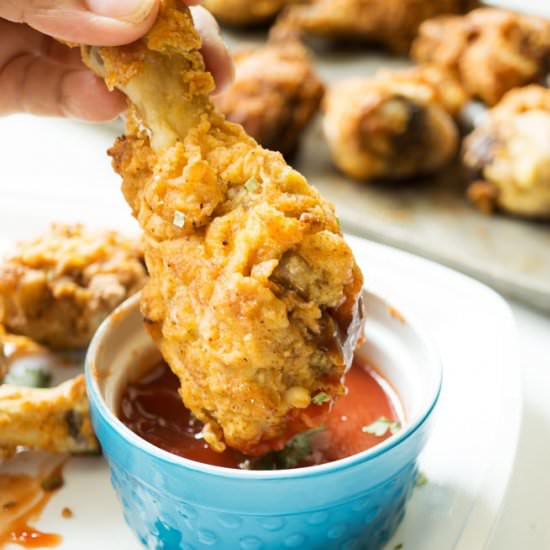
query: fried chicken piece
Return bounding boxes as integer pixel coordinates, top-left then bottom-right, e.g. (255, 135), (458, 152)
(204, 0), (293, 26)
(412, 8), (550, 106)
(81, 0), (364, 456)
(0, 326), (98, 457)
(463, 85), (550, 218)
(0, 224), (147, 349)
(212, 41), (324, 157)
(271, 0), (477, 53)
(0, 375), (98, 457)
(323, 66), (466, 181)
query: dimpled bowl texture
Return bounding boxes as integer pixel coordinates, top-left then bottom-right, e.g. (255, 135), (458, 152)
(85, 290), (441, 550)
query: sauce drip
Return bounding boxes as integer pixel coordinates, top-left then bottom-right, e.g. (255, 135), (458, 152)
(120, 355), (400, 469)
(0, 461), (64, 549)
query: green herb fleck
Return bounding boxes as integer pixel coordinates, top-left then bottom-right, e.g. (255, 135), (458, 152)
(4, 366), (51, 388)
(244, 178), (259, 193)
(362, 416), (401, 437)
(252, 427), (324, 470)
(173, 210), (186, 228)
(312, 392), (331, 405)
(41, 474), (63, 492)
(394, 544), (404, 550)
(416, 471), (428, 487)
(3, 500), (16, 510)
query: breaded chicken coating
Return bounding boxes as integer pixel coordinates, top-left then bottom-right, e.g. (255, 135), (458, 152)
(271, 0), (477, 53)
(463, 85), (550, 218)
(1, 321), (98, 458)
(0, 375), (98, 457)
(81, 0), (364, 456)
(0, 224), (147, 349)
(213, 41), (324, 157)
(412, 8), (550, 105)
(204, 0), (293, 26)
(323, 66), (467, 181)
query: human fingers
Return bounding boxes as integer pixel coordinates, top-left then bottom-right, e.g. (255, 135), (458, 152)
(191, 6), (234, 93)
(0, 21), (126, 121)
(0, 0), (160, 46)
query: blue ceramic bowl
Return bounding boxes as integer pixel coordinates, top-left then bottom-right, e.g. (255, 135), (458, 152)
(85, 290), (441, 550)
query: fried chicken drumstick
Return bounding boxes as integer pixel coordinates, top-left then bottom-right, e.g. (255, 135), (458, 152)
(271, 0), (478, 53)
(0, 224), (147, 350)
(81, 0), (364, 456)
(0, 376), (97, 457)
(323, 67), (466, 181)
(204, 0), (293, 26)
(463, 85), (550, 218)
(0, 326), (98, 457)
(213, 41), (324, 157)
(412, 8), (550, 106)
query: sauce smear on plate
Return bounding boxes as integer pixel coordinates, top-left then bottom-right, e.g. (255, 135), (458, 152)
(0, 464), (64, 549)
(120, 355), (401, 469)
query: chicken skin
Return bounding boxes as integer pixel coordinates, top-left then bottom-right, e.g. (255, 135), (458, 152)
(0, 325), (98, 457)
(0, 224), (147, 349)
(81, 0), (364, 456)
(0, 376), (97, 457)
(463, 85), (550, 218)
(271, 0), (477, 53)
(204, 0), (293, 26)
(412, 8), (550, 106)
(323, 67), (467, 181)
(213, 41), (324, 157)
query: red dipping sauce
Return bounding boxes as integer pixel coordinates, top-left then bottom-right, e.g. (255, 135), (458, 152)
(119, 356), (401, 469)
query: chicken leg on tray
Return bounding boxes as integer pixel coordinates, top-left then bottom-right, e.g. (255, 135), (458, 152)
(81, 0), (364, 456)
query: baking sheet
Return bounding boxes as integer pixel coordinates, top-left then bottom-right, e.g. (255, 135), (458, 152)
(222, 32), (550, 312)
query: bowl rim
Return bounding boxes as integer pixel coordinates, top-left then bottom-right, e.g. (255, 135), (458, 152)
(85, 290), (442, 480)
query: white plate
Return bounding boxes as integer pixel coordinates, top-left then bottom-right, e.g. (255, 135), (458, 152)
(0, 116), (521, 549)
(0, 232), (521, 550)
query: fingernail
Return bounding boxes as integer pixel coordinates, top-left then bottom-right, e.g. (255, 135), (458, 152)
(87, 0), (157, 24)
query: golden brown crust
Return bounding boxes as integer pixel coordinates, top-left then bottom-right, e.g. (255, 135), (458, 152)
(0, 375), (98, 456)
(412, 8), (550, 105)
(271, 0), (478, 53)
(204, 0), (293, 26)
(213, 41), (324, 156)
(84, 0), (364, 455)
(323, 66), (466, 181)
(0, 224), (147, 349)
(463, 85), (550, 218)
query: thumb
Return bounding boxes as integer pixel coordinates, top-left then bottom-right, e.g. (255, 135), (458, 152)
(0, 0), (159, 46)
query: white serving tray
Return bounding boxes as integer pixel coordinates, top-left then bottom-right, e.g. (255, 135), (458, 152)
(0, 233), (521, 550)
(0, 116), (521, 549)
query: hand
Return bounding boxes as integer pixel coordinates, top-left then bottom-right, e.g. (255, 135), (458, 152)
(0, 0), (233, 121)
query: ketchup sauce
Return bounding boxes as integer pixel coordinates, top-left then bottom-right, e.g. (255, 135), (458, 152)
(120, 356), (401, 469)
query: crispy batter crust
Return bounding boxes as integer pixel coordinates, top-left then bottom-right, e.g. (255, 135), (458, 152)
(271, 0), (477, 53)
(0, 224), (147, 349)
(412, 8), (550, 105)
(463, 85), (550, 218)
(213, 41), (324, 157)
(0, 375), (98, 456)
(83, 0), (364, 455)
(204, 0), (292, 26)
(323, 66), (466, 181)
